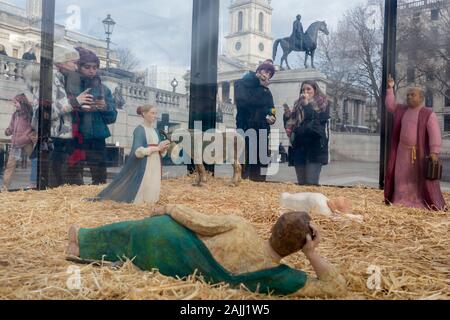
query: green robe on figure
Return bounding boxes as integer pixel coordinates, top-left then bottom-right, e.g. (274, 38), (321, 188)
(78, 215), (308, 296)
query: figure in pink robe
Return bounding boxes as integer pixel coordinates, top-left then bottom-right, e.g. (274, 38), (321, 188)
(384, 78), (447, 211)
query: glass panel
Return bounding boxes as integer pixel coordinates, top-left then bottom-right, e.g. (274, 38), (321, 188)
(48, 0), (192, 187)
(396, 0), (450, 190)
(216, 0), (384, 188)
(0, 0), (42, 191)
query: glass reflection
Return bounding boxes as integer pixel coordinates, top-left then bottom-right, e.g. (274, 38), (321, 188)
(0, 0), (42, 191)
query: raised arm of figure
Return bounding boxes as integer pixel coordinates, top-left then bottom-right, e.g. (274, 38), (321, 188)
(292, 224), (347, 298)
(386, 75), (398, 114)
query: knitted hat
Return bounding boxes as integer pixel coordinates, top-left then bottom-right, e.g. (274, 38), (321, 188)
(75, 47), (100, 67)
(54, 45), (79, 64)
(256, 59), (276, 79)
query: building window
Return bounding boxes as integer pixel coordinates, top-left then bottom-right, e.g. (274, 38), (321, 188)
(425, 91), (433, 108)
(426, 71), (434, 81)
(216, 107), (224, 123)
(258, 12), (264, 32)
(445, 89), (450, 107)
(407, 68), (415, 83)
(222, 82), (230, 103)
(238, 11), (243, 32)
(445, 115), (450, 132)
(431, 8), (440, 21)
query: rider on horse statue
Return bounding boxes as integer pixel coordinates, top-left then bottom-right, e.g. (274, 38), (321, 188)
(273, 16), (329, 70)
(291, 15), (304, 51)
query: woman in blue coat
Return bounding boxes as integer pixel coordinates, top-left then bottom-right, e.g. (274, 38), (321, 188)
(96, 105), (170, 204)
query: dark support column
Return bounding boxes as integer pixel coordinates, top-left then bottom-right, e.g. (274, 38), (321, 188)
(379, 0), (398, 190)
(189, 0), (220, 173)
(37, 0), (55, 190)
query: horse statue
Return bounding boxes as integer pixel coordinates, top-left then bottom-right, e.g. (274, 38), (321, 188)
(273, 21), (329, 70)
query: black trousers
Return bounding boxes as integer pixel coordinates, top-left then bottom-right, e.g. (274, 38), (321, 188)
(0, 147), (4, 176)
(48, 138), (84, 188)
(82, 139), (107, 185)
(242, 128), (269, 183)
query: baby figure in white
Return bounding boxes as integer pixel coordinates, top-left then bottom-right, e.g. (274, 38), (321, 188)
(280, 193), (363, 222)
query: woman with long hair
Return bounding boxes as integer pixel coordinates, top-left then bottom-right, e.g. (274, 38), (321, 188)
(1, 94), (35, 190)
(285, 80), (331, 186)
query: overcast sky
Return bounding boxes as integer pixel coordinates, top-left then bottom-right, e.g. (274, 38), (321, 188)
(7, 0), (368, 68)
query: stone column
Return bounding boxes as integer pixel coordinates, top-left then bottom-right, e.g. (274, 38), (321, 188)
(358, 101), (364, 126)
(229, 81), (235, 104)
(217, 82), (223, 102)
(348, 101), (353, 126)
(7, 61), (16, 78)
(15, 62), (25, 81)
(0, 59), (6, 78)
(361, 102), (366, 127)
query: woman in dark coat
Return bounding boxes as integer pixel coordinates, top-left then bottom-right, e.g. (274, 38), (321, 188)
(235, 60), (276, 182)
(285, 80), (331, 186)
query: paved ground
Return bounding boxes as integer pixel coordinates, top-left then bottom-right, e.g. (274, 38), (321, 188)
(2, 161), (450, 191)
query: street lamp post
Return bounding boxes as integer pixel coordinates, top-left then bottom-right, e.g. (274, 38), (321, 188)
(102, 14), (116, 70)
(170, 78), (179, 93)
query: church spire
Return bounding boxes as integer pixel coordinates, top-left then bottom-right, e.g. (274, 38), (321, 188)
(226, 0), (273, 66)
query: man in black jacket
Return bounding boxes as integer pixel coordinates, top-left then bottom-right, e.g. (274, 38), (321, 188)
(235, 60), (276, 182)
(22, 45), (38, 62)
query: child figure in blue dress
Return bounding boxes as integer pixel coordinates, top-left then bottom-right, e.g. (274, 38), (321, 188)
(96, 105), (170, 204)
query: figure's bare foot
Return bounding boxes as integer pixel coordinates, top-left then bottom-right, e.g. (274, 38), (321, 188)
(67, 225), (80, 257)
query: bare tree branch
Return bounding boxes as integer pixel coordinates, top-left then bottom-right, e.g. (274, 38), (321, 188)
(116, 47), (141, 72)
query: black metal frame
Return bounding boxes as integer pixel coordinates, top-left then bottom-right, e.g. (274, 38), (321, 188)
(188, 0), (220, 174)
(32, 0), (397, 191)
(379, 0), (398, 189)
(188, 0), (220, 132)
(36, 0), (55, 190)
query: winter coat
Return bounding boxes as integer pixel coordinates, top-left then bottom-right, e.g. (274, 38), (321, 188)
(66, 74), (117, 140)
(235, 72), (274, 131)
(5, 110), (33, 148)
(288, 98), (331, 166)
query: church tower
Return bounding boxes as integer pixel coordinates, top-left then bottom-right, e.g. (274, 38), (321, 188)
(26, 0), (42, 21)
(225, 0), (273, 67)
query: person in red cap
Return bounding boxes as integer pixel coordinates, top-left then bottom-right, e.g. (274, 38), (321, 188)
(235, 60), (277, 182)
(65, 47), (118, 186)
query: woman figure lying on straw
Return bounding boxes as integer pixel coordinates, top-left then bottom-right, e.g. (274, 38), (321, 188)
(67, 205), (347, 298)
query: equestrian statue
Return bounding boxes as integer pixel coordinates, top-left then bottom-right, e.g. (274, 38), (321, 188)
(273, 15), (329, 70)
